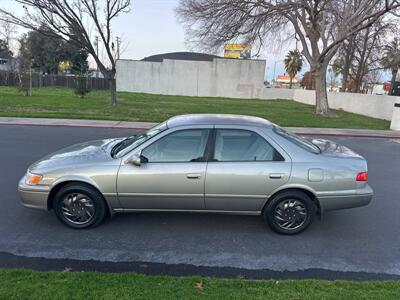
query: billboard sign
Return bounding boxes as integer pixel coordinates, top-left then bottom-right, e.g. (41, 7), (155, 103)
(276, 75), (299, 83)
(224, 44), (251, 59)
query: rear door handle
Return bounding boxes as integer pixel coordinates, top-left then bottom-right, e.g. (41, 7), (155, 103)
(186, 173), (201, 179)
(269, 173), (284, 179)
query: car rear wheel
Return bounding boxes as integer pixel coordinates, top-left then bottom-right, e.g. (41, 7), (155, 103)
(53, 184), (107, 229)
(263, 190), (315, 235)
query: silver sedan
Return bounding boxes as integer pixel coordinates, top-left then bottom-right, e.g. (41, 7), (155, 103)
(18, 114), (373, 234)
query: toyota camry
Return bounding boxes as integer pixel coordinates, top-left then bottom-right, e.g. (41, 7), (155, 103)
(18, 114), (373, 234)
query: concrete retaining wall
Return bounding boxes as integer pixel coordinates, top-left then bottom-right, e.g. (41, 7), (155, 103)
(257, 88), (397, 121)
(292, 90), (398, 121)
(116, 58), (399, 124)
(262, 88), (295, 100)
(116, 58), (266, 99)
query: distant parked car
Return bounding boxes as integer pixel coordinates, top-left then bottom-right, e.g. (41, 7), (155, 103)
(18, 114), (373, 234)
(371, 84), (386, 95)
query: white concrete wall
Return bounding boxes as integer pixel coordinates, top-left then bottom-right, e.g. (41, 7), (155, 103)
(390, 98), (400, 130)
(116, 58), (266, 99)
(292, 89), (398, 121)
(261, 88), (295, 100)
(117, 58), (399, 123)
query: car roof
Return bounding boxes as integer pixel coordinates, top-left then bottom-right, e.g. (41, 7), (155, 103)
(166, 114), (274, 128)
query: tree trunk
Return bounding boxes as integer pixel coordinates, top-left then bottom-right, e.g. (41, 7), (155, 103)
(289, 77), (293, 89)
(313, 65), (330, 115)
(354, 28), (370, 94)
(389, 68), (398, 96)
(341, 38), (355, 92)
(354, 77), (362, 94)
(109, 77), (117, 106)
(341, 68), (349, 92)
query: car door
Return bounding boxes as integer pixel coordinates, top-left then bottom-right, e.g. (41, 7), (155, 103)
(204, 127), (291, 212)
(117, 127), (211, 210)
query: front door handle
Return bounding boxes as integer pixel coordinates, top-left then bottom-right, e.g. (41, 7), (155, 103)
(269, 173), (284, 179)
(186, 173), (201, 179)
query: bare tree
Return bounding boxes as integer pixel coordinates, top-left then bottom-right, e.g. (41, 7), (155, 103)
(177, 0), (400, 115)
(364, 69), (382, 94)
(0, 0), (131, 106)
(18, 34), (32, 96)
(335, 19), (394, 93)
(0, 20), (17, 52)
(338, 36), (356, 92)
(350, 24), (386, 93)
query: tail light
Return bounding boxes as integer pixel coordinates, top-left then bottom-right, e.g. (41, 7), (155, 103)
(356, 172), (368, 181)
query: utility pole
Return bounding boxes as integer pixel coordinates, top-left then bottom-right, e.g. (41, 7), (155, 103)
(94, 36), (99, 78)
(116, 36), (121, 60)
(273, 60), (279, 85)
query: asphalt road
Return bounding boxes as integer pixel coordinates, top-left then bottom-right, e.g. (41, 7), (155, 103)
(1, 125), (399, 280)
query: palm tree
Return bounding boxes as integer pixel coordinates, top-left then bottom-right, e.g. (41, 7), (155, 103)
(381, 38), (400, 96)
(284, 49), (303, 89)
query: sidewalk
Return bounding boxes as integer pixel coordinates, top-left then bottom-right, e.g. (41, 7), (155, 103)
(0, 117), (399, 139)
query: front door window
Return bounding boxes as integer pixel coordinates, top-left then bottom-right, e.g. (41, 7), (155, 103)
(142, 129), (210, 163)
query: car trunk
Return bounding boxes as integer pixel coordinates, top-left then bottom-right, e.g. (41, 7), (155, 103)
(311, 139), (364, 159)
(311, 139), (370, 193)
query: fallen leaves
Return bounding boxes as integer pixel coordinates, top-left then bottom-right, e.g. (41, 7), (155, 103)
(62, 267), (72, 272)
(195, 281), (204, 291)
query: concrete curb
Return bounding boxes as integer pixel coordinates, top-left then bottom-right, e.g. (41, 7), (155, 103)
(0, 117), (399, 139)
(0, 117), (158, 131)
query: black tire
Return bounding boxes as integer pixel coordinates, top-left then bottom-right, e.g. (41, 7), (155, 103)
(53, 183), (107, 229)
(263, 190), (315, 235)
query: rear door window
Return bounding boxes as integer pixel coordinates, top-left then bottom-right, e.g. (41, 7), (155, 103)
(213, 129), (284, 162)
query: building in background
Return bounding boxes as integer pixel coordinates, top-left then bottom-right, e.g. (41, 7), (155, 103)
(275, 74), (299, 88)
(117, 51), (265, 99)
(0, 51), (18, 72)
(142, 52), (220, 62)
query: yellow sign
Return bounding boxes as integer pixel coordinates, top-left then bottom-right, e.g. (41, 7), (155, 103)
(58, 60), (71, 72)
(224, 44), (251, 59)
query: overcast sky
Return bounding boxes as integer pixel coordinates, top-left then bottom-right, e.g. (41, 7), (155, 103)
(2, 0), (304, 80)
(113, 0), (295, 80)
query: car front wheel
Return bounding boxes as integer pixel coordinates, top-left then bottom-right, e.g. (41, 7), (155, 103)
(263, 190), (315, 235)
(53, 183), (107, 229)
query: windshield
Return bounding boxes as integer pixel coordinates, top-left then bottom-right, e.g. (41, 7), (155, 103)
(112, 122), (167, 158)
(273, 126), (320, 154)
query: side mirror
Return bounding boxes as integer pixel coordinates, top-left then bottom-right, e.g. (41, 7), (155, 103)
(126, 154), (142, 166)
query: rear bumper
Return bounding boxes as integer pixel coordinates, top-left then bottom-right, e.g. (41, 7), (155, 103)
(18, 177), (50, 211)
(318, 184), (373, 212)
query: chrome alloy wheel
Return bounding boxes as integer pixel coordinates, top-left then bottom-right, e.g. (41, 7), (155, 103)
(61, 193), (95, 225)
(274, 199), (308, 231)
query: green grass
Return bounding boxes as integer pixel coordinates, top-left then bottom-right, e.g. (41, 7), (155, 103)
(0, 269), (399, 299)
(0, 86), (390, 129)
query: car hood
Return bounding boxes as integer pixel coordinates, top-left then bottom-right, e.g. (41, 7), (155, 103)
(29, 137), (124, 174)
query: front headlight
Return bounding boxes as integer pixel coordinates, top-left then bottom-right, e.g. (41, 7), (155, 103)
(25, 172), (43, 186)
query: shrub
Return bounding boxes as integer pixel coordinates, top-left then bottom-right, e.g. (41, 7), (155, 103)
(74, 75), (90, 98)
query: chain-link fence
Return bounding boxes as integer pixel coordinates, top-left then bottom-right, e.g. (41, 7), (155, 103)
(0, 71), (109, 90)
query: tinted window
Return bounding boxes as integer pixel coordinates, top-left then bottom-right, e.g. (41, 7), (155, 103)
(142, 129), (210, 162)
(114, 122), (167, 158)
(213, 129), (283, 162)
(273, 126), (320, 154)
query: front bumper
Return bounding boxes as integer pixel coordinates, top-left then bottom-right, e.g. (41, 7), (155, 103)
(318, 184), (373, 212)
(18, 177), (50, 211)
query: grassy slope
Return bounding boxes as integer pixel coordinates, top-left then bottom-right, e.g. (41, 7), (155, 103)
(1, 269), (400, 300)
(0, 86), (390, 129)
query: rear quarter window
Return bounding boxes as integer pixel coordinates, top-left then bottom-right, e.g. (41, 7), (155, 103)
(273, 126), (320, 154)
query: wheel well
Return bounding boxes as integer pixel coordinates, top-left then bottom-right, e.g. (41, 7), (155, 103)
(47, 181), (110, 216)
(264, 188), (321, 215)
